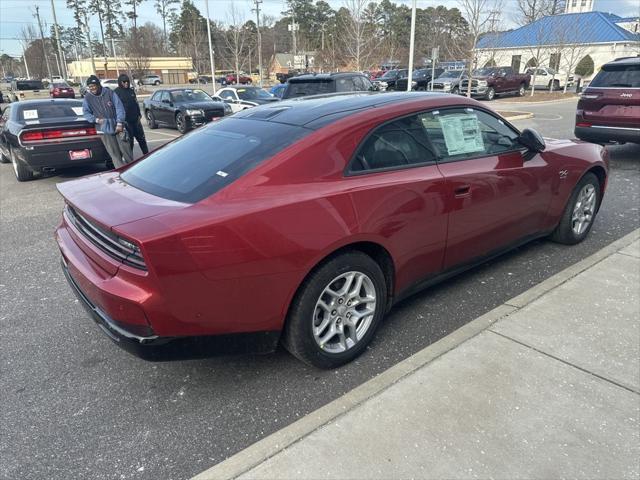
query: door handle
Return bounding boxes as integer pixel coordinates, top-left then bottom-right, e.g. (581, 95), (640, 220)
(454, 185), (471, 197)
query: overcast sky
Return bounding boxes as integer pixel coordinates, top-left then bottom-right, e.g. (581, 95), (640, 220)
(0, 0), (638, 56)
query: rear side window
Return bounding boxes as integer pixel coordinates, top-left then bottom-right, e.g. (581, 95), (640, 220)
(16, 81), (45, 90)
(351, 113), (438, 172)
(589, 63), (640, 88)
(121, 118), (311, 203)
(19, 102), (83, 120)
(284, 80), (333, 98)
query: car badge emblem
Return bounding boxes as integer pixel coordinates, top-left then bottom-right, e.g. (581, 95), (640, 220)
(620, 93), (632, 98)
(559, 170), (568, 179)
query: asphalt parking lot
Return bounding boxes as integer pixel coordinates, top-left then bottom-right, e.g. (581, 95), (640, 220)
(1, 97), (639, 480)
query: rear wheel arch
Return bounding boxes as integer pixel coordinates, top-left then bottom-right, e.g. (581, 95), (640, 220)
(586, 165), (607, 211)
(283, 241), (396, 324)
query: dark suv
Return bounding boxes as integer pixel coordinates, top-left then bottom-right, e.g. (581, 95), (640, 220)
(282, 72), (375, 99)
(575, 57), (640, 145)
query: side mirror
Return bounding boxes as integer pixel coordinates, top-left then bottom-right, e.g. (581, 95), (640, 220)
(518, 128), (546, 152)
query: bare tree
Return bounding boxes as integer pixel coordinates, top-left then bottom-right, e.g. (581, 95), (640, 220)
(338, 0), (380, 71)
(555, 17), (592, 93)
(522, 19), (557, 95)
(155, 0), (179, 48)
(224, 4), (249, 82)
(459, 0), (501, 97)
(515, 0), (566, 25)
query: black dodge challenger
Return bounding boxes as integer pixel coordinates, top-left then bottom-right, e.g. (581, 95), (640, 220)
(0, 99), (111, 182)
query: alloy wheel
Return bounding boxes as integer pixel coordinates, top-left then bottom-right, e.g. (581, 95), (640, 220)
(312, 271), (377, 354)
(571, 184), (596, 235)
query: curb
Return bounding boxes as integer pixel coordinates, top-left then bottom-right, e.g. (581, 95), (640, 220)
(494, 96), (579, 106)
(496, 110), (534, 121)
(192, 228), (640, 480)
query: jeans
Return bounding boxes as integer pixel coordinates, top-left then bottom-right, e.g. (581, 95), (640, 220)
(100, 132), (133, 168)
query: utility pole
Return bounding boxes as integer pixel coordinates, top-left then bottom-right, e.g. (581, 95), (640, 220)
(204, 0), (216, 94)
(22, 46), (31, 79)
(34, 7), (53, 80)
(83, 12), (97, 74)
(252, 0), (263, 87)
(50, 0), (67, 79)
(406, 0), (416, 92)
(288, 6), (298, 57)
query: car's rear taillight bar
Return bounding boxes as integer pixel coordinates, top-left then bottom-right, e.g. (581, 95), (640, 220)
(20, 127), (98, 144)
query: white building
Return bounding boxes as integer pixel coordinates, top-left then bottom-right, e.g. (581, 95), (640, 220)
(475, 10), (640, 81)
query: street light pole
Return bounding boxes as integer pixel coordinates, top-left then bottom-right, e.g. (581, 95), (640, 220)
(204, 0), (216, 94)
(406, 0), (416, 92)
(34, 6), (53, 80)
(50, 0), (67, 79)
(253, 0), (263, 87)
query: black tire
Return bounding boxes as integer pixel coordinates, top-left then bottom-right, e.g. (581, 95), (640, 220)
(282, 251), (387, 369)
(518, 83), (526, 96)
(175, 112), (189, 134)
(387, 85), (395, 91)
(485, 87), (495, 100)
(550, 172), (600, 245)
(0, 149), (9, 164)
(154, 80), (160, 86)
(10, 147), (34, 182)
(146, 109), (157, 129)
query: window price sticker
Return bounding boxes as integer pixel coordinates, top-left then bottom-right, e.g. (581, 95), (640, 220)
(438, 113), (485, 156)
(23, 110), (39, 120)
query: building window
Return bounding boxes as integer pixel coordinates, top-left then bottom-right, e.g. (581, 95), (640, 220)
(511, 55), (522, 73)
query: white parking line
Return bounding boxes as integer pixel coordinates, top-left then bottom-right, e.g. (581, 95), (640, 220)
(146, 130), (180, 138)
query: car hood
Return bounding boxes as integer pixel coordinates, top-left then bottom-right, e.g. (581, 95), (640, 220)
(180, 101), (225, 110)
(57, 171), (188, 229)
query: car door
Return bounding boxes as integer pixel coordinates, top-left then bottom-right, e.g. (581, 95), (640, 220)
(422, 107), (553, 269)
(346, 112), (449, 293)
(0, 106), (12, 158)
(156, 91), (172, 124)
(219, 89), (243, 112)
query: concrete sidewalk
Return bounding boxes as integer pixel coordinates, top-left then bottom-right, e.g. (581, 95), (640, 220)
(194, 230), (640, 480)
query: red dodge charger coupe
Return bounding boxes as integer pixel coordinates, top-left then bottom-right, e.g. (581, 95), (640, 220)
(55, 92), (608, 368)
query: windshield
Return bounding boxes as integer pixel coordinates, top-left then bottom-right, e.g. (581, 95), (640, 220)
(473, 68), (497, 76)
(171, 89), (212, 103)
(121, 118), (310, 203)
(589, 64), (640, 88)
(19, 101), (83, 121)
(236, 88), (273, 100)
(380, 70), (398, 79)
(16, 81), (45, 90)
(438, 70), (462, 79)
(284, 80), (334, 98)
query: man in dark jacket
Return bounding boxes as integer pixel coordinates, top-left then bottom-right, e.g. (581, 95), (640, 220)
(114, 73), (149, 155)
(82, 75), (133, 167)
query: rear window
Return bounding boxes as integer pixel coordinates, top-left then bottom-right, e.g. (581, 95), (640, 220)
(19, 102), (83, 121)
(121, 118), (310, 203)
(589, 63), (640, 88)
(284, 80), (334, 98)
(16, 81), (45, 90)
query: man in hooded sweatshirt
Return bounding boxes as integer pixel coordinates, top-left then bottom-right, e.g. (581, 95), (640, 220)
(82, 75), (133, 168)
(114, 73), (149, 156)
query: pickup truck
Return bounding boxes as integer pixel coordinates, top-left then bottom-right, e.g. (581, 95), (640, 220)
(525, 67), (573, 91)
(459, 67), (530, 100)
(7, 79), (50, 103)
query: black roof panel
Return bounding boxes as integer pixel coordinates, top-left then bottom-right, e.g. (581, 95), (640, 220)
(232, 92), (446, 129)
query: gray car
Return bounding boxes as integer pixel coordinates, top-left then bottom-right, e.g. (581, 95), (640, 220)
(138, 75), (162, 86)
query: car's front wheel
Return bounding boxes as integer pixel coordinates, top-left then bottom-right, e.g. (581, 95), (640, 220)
(518, 83), (526, 96)
(175, 112), (189, 134)
(550, 172), (601, 245)
(146, 110), (157, 129)
(485, 87), (496, 100)
(283, 251), (387, 368)
(10, 147), (34, 182)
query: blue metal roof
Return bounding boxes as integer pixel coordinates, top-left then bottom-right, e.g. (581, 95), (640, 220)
(477, 12), (640, 49)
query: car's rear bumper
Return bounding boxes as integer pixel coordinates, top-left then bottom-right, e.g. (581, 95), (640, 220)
(575, 125), (640, 144)
(17, 139), (110, 170)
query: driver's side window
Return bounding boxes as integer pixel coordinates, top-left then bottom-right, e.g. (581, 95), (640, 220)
(219, 90), (235, 101)
(422, 108), (520, 162)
